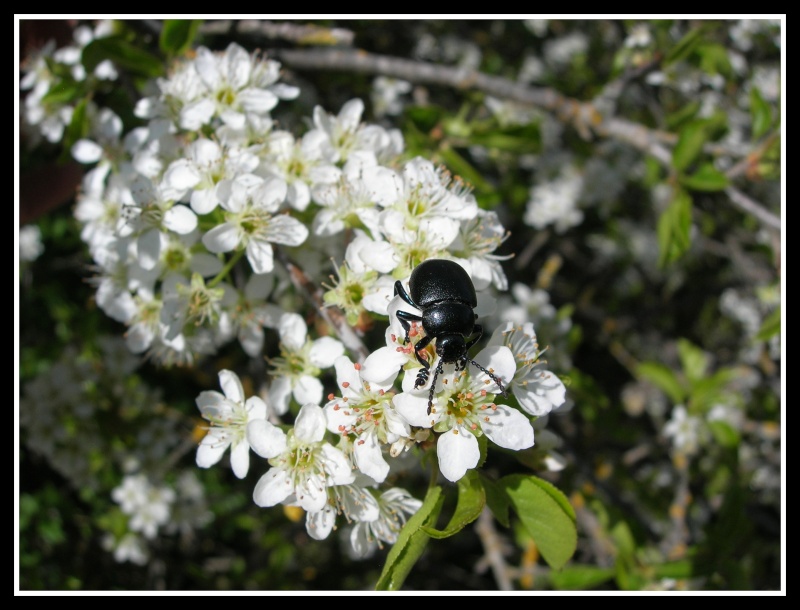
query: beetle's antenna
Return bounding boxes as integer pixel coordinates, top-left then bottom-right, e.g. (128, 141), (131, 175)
(468, 359), (509, 398)
(427, 360), (444, 415)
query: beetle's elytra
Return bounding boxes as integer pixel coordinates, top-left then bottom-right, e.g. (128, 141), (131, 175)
(394, 259), (508, 415)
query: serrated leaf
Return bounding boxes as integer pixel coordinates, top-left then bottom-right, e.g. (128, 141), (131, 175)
(677, 338), (709, 382)
(755, 306), (780, 342)
(657, 190), (693, 267)
(82, 36), (163, 78)
(375, 485), (444, 591)
(680, 163), (730, 191)
(549, 564), (616, 590)
(499, 474), (577, 571)
(673, 120), (711, 172)
(480, 474), (511, 528)
(422, 470), (485, 539)
(160, 20), (202, 56)
(636, 362), (685, 404)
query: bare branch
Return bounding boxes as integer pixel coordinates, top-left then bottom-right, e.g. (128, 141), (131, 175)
(725, 186), (782, 231)
(201, 20), (355, 46)
(474, 507), (514, 591)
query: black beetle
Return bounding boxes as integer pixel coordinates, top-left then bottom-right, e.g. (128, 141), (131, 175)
(393, 259), (508, 415)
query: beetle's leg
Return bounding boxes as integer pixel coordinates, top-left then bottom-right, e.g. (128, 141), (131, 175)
(396, 309), (423, 345)
(427, 360), (444, 415)
(394, 280), (419, 309)
(412, 335), (432, 389)
(465, 324), (483, 350)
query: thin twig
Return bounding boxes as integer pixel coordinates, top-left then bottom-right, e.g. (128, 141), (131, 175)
(725, 186), (781, 231)
(273, 48), (780, 232)
(274, 248), (369, 362)
(201, 20), (355, 46)
(474, 507), (514, 591)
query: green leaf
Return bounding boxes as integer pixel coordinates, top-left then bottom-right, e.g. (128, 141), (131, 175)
(708, 420), (741, 448)
(549, 564), (616, 590)
(375, 485), (444, 591)
(697, 42), (733, 77)
(480, 474), (511, 528)
(666, 100), (701, 131)
(680, 163), (730, 191)
(689, 367), (738, 411)
(657, 189), (693, 267)
(664, 25), (709, 66)
(41, 79), (83, 107)
(636, 362), (685, 403)
(750, 86), (773, 139)
(499, 474), (577, 571)
(82, 36), (163, 78)
(672, 120), (711, 172)
(422, 470), (485, 538)
(404, 105), (445, 134)
(438, 146), (494, 194)
(677, 338), (709, 382)
(755, 306), (780, 341)
(63, 97), (90, 146)
(160, 20), (202, 56)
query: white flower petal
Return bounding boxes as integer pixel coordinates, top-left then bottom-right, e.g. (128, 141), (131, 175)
(137, 229), (161, 270)
(296, 472), (328, 512)
(437, 426), (480, 482)
(393, 392), (434, 428)
(267, 376), (292, 415)
(482, 404), (535, 451)
(264, 215), (309, 246)
(218, 369), (244, 403)
(360, 346), (406, 384)
(246, 239), (275, 274)
(294, 375), (323, 406)
(180, 99), (216, 131)
(354, 433), (389, 483)
(245, 396), (268, 421)
(246, 419), (287, 459)
(253, 468), (294, 507)
(278, 313), (307, 350)
(294, 404), (327, 444)
(306, 506), (337, 541)
(196, 431), (229, 468)
(202, 222), (241, 253)
(309, 337), (346, 368)
(71, 139), (103, 163)
(229, 439), (251, 479)
(190, 188), (220, 215)
(320, 444), (356, 485)
(163, 205), (198, 234)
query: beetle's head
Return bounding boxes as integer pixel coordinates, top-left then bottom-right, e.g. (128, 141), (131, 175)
(435, 334), (466, 362)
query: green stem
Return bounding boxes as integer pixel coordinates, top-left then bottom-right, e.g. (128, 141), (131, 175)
(207, 250), (243, 288)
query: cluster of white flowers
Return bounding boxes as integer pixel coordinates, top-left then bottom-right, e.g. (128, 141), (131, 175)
(19, 225), (44, 263)
(20, 20), (117, 147)
(68, 42), (512, 378)
(105, 469), (211, 564)
(523, 165), (585, 233)
(27, 39), (568, 559)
